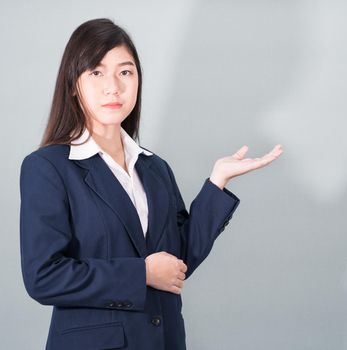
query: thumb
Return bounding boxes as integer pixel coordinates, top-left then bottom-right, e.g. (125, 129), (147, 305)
(232, 145), (249, 160)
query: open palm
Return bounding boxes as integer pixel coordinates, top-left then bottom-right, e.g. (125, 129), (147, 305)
(209, 144), (283, 189)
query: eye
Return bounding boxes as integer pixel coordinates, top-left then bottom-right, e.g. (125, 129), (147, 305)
(120, 70), (133, 76)
(90, 70), (103, 77)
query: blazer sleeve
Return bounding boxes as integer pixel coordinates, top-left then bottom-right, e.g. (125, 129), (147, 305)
(163, 160), (240, 280)
(19, 153), (147, 310)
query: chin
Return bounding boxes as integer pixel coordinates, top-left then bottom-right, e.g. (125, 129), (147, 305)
(94, 114), (128, 124)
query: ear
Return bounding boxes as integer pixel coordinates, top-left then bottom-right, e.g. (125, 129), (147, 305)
(72, 81), (79, 97)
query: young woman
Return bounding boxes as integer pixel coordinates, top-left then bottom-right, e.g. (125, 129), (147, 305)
(19, 18), (283, 350)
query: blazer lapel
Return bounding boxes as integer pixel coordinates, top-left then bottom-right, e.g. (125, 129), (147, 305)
(72, 153), (169, 257)
(135, 155), (169, 253)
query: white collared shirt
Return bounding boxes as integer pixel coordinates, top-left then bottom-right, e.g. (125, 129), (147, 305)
(69, 127), (153, 237)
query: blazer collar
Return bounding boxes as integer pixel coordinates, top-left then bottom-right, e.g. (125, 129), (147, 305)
(69, 132), (168, 258)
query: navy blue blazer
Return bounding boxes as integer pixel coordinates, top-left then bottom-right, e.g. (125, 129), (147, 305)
(19, 144), (240, 350)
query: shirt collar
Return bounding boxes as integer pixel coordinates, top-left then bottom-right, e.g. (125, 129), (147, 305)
(68, 126), (153, 160)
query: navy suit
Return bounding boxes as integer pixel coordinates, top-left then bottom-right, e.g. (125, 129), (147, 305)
(19, 144), (240, 350)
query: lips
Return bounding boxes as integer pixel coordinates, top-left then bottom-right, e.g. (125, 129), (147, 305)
(102, 102), (123, 109)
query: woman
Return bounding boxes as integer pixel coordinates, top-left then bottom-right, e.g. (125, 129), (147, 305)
(19, 18), (283, 350)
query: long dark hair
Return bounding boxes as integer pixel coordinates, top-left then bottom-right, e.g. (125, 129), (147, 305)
(39, 18), (143, 148)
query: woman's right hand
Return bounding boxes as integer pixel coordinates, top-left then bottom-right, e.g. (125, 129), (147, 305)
(145, 252), (187, 294)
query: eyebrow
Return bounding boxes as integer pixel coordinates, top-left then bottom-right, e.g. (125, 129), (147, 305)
(96, 61), (135, 68)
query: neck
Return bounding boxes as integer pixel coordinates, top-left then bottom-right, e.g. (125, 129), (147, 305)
(90, 124), (124, 157)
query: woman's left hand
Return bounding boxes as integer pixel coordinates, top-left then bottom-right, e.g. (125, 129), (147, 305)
(209, 144), (283, 189)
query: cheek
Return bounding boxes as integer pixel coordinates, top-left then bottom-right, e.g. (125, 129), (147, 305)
(82, 85), (99, 106)
(129, 80), (139, 100)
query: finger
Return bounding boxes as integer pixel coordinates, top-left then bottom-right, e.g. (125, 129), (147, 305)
(177, 272), (186, 280)
(180, 263), (187, 273)
(268, 144), (283, 158)
(173, 279), (184, 288)
(263, 146), (282, 158)
(261, 150), (282, 163)
(171, 286), (182, 295)
(251, 154), (277, 169)
(273, 145), (283, 157)
(256, 145), (283, 163)
(239, 145), (283, 172)
(232, 145), (248, 160)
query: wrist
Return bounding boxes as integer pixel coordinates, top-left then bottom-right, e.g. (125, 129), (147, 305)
(208, 175), (227, 190)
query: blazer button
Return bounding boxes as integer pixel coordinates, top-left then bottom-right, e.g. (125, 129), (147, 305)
(115, 301), (124, 308)
(151, 317), (161, 326)
(123, 300), (133, 308)
(108, 302), (115, 307)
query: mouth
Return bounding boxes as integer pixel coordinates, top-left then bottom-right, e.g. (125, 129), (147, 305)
(102, 103), (123, 109)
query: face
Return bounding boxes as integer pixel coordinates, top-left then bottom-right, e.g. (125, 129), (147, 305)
(76, 45), (139, 131)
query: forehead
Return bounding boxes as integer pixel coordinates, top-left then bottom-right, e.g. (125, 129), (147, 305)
(99, 45), (135, 66)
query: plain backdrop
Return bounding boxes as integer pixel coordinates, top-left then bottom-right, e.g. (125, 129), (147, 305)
(1, 0), (347, 349)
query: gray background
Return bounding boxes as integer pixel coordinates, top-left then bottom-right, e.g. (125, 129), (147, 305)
(2, 0), (347, 349)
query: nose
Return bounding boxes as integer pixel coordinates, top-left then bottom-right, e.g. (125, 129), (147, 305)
(103, 76), (123, 96)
